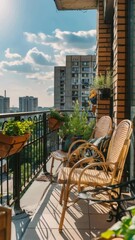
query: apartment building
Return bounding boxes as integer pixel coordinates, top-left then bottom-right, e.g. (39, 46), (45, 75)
(54, 55), (96, 110)
(19, 96), (38, 112)
(0, 96), (10, 113)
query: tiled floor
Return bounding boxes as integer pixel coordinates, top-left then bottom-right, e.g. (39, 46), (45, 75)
(22, 182), (115, 240)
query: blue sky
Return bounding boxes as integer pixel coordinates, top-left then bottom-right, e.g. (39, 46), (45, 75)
(0, 0), (96, 107)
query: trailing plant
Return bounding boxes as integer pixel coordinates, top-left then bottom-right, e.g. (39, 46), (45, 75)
(2, 120), (35, 136)
(100, 206), (135, 240)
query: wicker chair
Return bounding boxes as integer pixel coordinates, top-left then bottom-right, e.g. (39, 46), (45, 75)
(57, 119), (133, 232)
(0, 206), (12, 240)
(50, 115), (113, 181)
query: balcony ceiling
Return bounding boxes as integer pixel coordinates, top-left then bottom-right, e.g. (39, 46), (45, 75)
(54, 0), (97, 10)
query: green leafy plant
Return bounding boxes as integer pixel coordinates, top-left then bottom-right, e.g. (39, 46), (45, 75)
(2, 120), (35, 136)
(101, 206), (135, 240)
(49, 108), (68, 122)
(58, 101), (95, 140)
(93, 70), (112, 89)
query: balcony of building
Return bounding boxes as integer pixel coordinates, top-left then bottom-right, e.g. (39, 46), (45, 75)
(0, 109), (134, 240)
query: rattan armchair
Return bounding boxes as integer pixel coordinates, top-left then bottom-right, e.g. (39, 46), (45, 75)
(57, 119), (133, 232)
(50, 115), (113, 181)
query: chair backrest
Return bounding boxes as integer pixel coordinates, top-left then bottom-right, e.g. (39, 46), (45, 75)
(0, 206), (12, 240)
(106, 119), (133, 184)
(92, 116), (113, 139)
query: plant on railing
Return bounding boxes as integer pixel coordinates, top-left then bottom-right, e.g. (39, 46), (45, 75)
(2, 120), (35, 136)
(48, 108), (68, 131)
(0, 119), (35, 158)
(100, 206), (135, 240)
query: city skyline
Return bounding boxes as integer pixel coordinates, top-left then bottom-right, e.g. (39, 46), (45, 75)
(0, 0), (96, 108)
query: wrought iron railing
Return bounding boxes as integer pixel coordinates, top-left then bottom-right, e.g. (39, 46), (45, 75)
(0, 110), (95, 213)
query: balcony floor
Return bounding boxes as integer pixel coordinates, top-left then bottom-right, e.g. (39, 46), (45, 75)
(20, 181), (114, 240)
(11, 160), (115, 240)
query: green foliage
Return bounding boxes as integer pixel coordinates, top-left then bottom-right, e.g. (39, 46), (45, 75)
(49, 108), (68, 122)
(58, 101), (95, 140)
(2, 120), (35, 136)
(101, 206), (135, 240)
(93, 70), (112, 89)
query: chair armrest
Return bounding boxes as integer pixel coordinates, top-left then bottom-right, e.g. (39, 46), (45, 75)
(68, 142), (106, 164)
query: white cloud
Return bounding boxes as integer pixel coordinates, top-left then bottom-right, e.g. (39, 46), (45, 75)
(24, 28), (96, 55)
(26, 71), (54, 82)
(25, 47), (54, 66)
(0, 47), (55, 73)
(5, 48), (21, 59)
(0, 60), (36, 73)
(47, 86), (54, 96)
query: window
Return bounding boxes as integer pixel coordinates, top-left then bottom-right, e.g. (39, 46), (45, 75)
(82, 67), (89, 72)
(82, 73), (89, 77)
(82, 61), (89, 66)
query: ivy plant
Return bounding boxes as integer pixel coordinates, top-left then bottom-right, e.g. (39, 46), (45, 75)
(101, 206), (135, 240)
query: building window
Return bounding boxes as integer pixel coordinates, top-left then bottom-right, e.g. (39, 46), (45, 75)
(72, 67), (79, 72)
(82, 73), (89, 77)
(72, 61), (78, 66)
(82, 61), (89, 66)
(72, 73), (78, 77)
(82, 67), (89, 72)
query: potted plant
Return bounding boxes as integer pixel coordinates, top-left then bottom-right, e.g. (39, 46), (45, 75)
(48, 108), (67, 131)
(58, 101), (95, 151)
(97, 206), (135, 240)
(93, 70), (112, 100)
(0, 119), (35, 158)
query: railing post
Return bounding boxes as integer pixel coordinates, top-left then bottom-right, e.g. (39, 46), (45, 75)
(43, 112), (48, 173)
(13, 115), (23, 214)
(13, 152), (22, 214)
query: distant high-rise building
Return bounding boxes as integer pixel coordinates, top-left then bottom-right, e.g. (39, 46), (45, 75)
(54, 55), (96, 110)
(0, 95), (10, 113)
(19, 96), (38, 112)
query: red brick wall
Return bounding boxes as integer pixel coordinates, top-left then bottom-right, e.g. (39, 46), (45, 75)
(96, 0), (128, 124)
(113, 0), (128, 125)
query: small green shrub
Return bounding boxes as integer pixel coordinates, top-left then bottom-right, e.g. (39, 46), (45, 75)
(58, 101), (95, 140)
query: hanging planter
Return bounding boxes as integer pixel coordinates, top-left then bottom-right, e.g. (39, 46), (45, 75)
(99, 88), (111, 100)
(48, 109), (68, 131)
(0, 132), (30, 158)
(0, 119), (35, 158)
(48, 117), (63, 131)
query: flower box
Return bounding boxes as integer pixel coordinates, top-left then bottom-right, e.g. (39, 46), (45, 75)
(0, 132), (30, 158)
(48, 117), (63, 131)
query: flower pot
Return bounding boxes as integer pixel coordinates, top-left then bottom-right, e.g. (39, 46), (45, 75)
(48, 117), (63, 131)
(0, 132), (30, 158)
(99, 88), (110, 100)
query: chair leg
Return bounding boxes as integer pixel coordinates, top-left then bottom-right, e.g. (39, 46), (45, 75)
(59, 184), (70, 232)
(59, 184), (65, 205)
(50, 157), (54, 182)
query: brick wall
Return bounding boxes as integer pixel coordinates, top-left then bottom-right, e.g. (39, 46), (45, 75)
(96, 0), (128, 124)
(113, 0), (128, 125)
(96, 0), (112, 119)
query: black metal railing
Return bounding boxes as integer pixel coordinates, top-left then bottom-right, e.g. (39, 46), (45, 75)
(0, 110), (95, 213)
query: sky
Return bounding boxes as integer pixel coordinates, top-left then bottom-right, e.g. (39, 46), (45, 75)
(0, 0), (96, 108)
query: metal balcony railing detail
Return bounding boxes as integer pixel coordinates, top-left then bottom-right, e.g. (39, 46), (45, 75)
(0, 110), (95, 213)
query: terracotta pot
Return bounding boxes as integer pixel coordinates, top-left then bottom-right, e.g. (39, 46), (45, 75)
(0, 132), (30, 158)
(48, 117), (63, 131)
